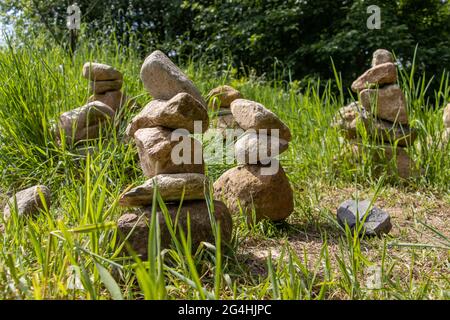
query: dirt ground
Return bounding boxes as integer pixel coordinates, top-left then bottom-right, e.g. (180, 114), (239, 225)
(237, 186), (449, 295)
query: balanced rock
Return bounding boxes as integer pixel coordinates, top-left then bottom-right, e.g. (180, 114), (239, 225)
(126, 93), (209, 138)
(120, 173), (206, 207)
(337, 199), (392, 236)
(4, 185), (51, 219)
(443, 103), (450, 128)
(360, 85), (408, 124)
(117, 200), (233, 258)
(140, 50), (205, 105)
(213, 164), (293, 222)
(90, 79), (123, 94)
(57, 101), (115, 143)
(230, 99), (292, 142)
(134, 127), (204, 178)
(371, 49), (394, 67)
(351, 62), (397, 92)
(82, 62), (123, 81)
(235, 131), (289, 165)
(207, 85), (242, 108)
(89, 91), (126, 112)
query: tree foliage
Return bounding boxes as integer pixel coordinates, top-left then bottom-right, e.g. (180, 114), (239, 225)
(1, 0), (449, 88)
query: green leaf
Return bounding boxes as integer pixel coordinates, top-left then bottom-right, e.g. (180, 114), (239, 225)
(94, 261), (123, 300)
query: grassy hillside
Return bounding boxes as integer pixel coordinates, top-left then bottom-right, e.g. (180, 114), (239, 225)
(0, 39), (448, 299)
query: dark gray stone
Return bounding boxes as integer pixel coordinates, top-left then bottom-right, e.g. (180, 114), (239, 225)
(337, 199), (392, 236)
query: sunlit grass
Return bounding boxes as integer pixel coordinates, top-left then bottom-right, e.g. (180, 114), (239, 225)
(0, 34), (448, 300)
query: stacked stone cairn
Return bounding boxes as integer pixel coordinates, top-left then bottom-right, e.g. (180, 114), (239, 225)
(206, 85), (243, 139)
(213, 98), (294, 223)
(333, 49), (418, 179)
(56, 62), (127, 145)
(117, 50), (233, 257)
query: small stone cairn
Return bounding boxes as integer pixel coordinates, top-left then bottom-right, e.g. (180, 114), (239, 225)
(117, 50), (233, 257)
(56, 62), (127, 144)
(333, 49), (418, 179)
(213, 98), (294, 223)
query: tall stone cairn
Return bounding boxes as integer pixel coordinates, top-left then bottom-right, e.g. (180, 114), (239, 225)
(117, 50), (233, 258)
(213, 98), (294, 223)
(333, 49), (418, 179)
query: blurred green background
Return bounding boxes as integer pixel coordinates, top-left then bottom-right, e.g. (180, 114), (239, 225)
(1, 0), (449, 94)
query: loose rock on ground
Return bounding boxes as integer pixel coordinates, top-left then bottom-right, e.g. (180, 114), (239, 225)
(3, 185), (51, 220)
(337, 199), (392, 236)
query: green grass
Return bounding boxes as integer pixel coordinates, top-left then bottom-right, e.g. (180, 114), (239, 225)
(0, 35), (449, 300)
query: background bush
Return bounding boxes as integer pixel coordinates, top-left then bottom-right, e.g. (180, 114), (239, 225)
(1, 0), (449, 95)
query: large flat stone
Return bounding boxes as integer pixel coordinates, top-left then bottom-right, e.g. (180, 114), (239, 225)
(369, 118), (417, 147)
(351, 62), (397, 92)
(119, 173), (206, 206)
